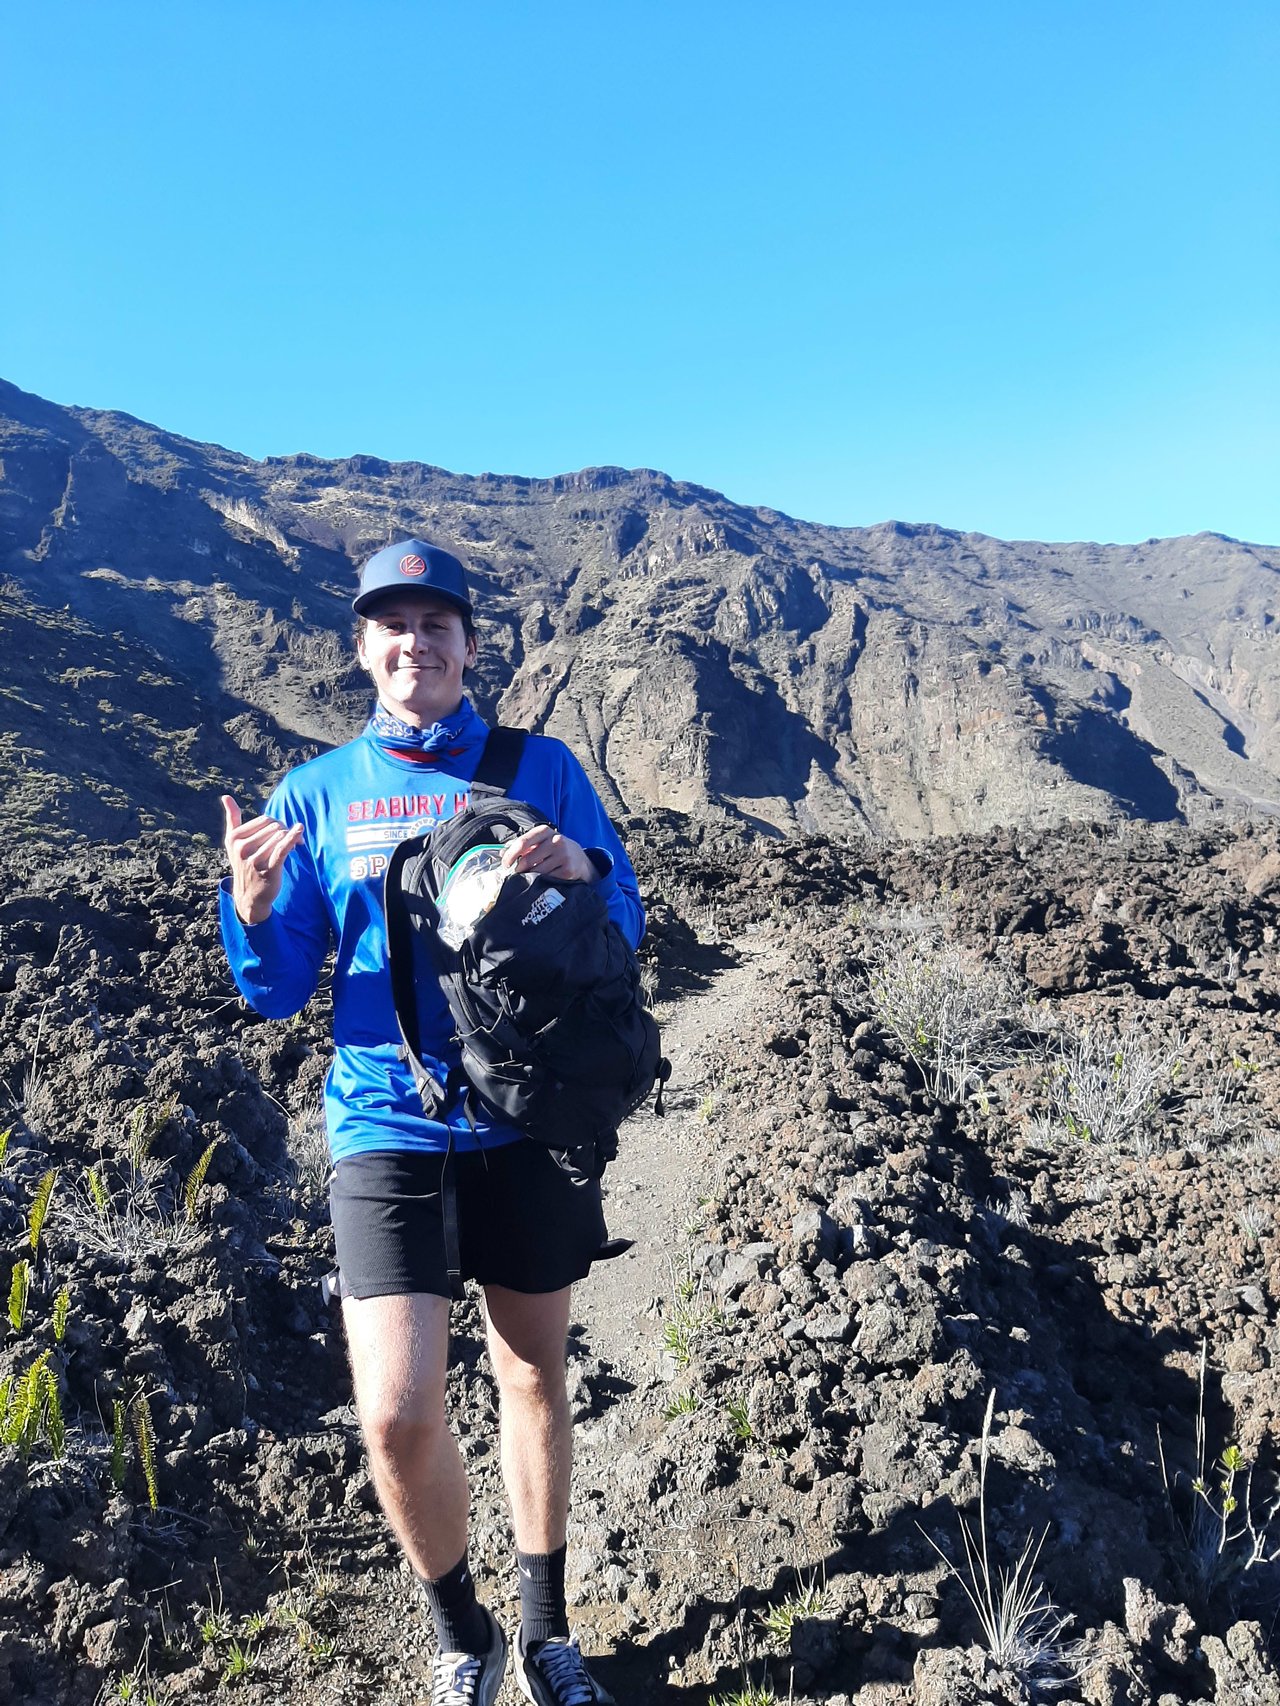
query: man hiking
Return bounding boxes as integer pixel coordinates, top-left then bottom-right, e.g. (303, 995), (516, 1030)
(220, 539), (641, 1705)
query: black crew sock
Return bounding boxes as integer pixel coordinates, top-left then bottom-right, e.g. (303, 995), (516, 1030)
(418, 1553), (489, 1655)
(517, 1544), (570, 1649)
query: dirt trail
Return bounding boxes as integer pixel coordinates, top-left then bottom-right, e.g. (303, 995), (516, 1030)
(575, 934), (781, 1383)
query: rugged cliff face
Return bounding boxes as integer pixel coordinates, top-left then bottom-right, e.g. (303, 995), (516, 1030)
(2, 377), (1278, 843)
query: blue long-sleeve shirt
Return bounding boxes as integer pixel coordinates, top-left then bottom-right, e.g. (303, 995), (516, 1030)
(219, 704), (645, 1159)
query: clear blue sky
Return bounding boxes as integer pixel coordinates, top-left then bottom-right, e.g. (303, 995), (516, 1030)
(3, 2), (1276, 545)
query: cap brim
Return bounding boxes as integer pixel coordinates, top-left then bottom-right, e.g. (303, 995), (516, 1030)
(352, 586), (473, 618)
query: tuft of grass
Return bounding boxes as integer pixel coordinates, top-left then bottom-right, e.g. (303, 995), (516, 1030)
(918, 1391), (1074, 1685)
(987, 1189), (1033, 1230)
(663, 1391), (700, 1420)
(295, 1537), (340, 1605)
(760, 1574), (830, 1651)
(725, 1393), (755, 1443)
(14, 1002), (55, 1134)
(286, 1101), (331, 1212)
(220, 1637), (258, 1685)
(69, 1141), (210, 1261)
(200, 1606), (230, 1647)
(28, 1166), (58, 1255)
(1236, 1204), (1272, 1249)
(99, 1637), (162, 1706)
(661, 1248), (723, 1371)
(305, 1633), (338, 1663)
(662, 1320), (694, 1369)
(709, 1686), (775, 1706)
(0, 1127), (11, 1171)
(106, 1677), (160, 1706)
(51, 1285), (70, 1343)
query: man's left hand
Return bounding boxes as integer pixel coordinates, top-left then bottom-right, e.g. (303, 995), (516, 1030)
(501, 824), (595, 883)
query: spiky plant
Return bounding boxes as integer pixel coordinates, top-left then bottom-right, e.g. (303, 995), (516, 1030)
(7, 1258), (30, 1333)
(110, 1399), (127, 1491)
(1, 1350), (54, 1460)
(28, 1166), (58, 1256)
(42, 1366), (65, 1460)
(86, 1165), (111, 1217)
(131, 1393), (160, 1511)
(183, 1139), (220, 1224)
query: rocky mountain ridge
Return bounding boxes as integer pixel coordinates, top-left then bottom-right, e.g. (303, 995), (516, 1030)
(2, 376), (1278, 844)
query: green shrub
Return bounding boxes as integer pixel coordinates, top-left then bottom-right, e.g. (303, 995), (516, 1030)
(1046, 1018), (1182, 1152)
(862, 922), (1024, 1104)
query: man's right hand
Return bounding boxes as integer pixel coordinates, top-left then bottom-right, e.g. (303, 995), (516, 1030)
(221, 795), (304, 926)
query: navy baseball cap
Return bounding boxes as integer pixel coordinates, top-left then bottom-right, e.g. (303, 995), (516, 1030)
(353, 539), (472, 618)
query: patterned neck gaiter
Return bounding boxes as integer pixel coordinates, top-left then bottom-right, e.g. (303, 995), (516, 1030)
(366, 698), (483, 764)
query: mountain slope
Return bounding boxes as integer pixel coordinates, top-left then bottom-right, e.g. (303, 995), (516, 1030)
(2, 377), (1278, 842)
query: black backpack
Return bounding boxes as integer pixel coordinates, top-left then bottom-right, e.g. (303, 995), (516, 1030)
(384, 728), (668, 1185)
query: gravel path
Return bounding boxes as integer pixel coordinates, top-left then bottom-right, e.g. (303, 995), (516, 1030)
(577, 934), (780, 1385)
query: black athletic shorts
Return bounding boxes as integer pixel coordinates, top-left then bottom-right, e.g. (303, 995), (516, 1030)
(329, 1140), (619, 1300)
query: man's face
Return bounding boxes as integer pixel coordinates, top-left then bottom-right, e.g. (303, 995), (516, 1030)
(357, 594), (477, 727)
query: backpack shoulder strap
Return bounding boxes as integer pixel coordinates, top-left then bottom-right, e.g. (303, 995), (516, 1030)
(472, 725), (528, 797)
(383, 839), (445, 1105)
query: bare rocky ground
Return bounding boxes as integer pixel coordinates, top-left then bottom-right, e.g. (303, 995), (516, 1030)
(2, 817), (1280, 1704)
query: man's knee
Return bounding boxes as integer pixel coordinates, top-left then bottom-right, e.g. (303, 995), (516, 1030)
(485, 1285), (572, 1407)
(342, 1292), (452, 1468)
(492, 1346), (568, 1410)
(360, 1389), (450, 1466)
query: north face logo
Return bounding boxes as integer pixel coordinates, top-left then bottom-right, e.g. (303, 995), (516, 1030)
(522, 890), (566, 927)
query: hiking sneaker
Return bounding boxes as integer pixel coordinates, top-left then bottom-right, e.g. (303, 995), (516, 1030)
(515, 1629), (615, 1706)
(429, 1605), (507, 1706)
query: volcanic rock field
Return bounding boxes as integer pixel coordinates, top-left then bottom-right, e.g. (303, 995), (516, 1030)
(2, 816), (1279, 1705)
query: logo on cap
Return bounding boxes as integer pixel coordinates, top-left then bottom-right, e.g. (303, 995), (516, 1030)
(399, 553), (427, 578)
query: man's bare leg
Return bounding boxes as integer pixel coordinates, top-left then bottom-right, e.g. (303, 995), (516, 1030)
(343, 1291), (466, 1578)
(486, 1284), (614, 1698)
(482, 1284), (573, 1551)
